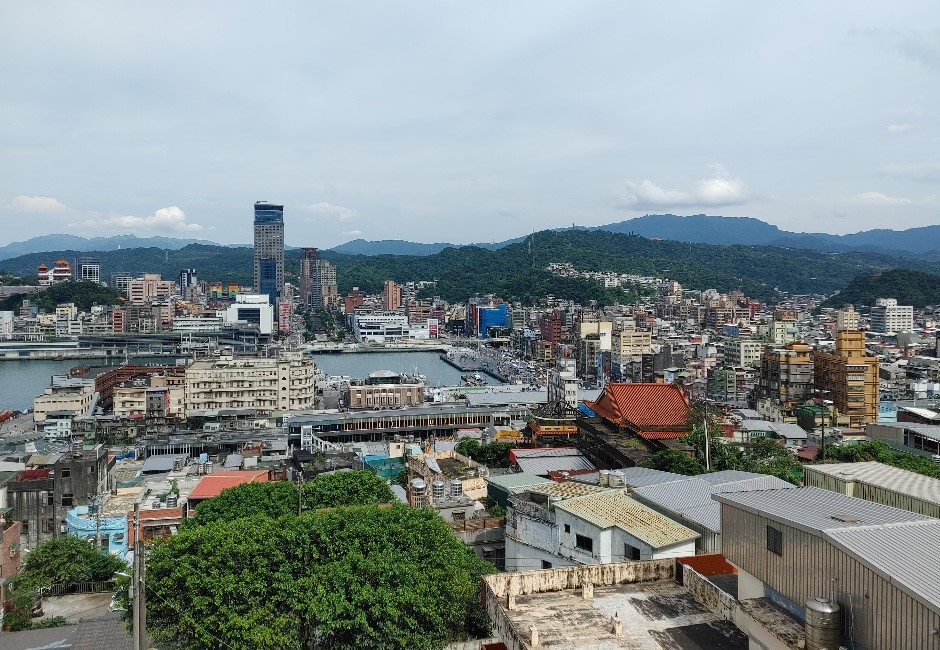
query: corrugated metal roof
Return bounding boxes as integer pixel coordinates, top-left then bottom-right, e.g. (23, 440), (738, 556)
(141, 454), (187, 474)
(516, 455), (595, 476)
(529, 481), (607, 499)
(26, 453), (62, 467)
(424, 456), (443, 474)
(873, 422), (940, 441)
(715, 486), (930, 534)
(618, 467), (688, 488)
(807, 461), (940, 505)
(632, 474), (795, 533)
(485, 472), (553, 490)
(826, 520), (940, 609)
(738, 420), (808, 439)
(512, 448), (580, 458)
(554, 491), (699, 549)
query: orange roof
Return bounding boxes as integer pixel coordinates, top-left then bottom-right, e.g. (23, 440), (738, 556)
(188, 470), (270, 501)
(584, 382), (691, 440)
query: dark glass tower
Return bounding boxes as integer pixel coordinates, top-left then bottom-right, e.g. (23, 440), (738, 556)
(253, 202), (284, 303)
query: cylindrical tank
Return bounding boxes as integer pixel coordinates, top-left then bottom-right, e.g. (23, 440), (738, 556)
(547, 495), (563, 509)
(451, 478), (463, 498)
(805, 597), (841, 650)
(166, 494), (179, 508)
(410, 478), (426, 493)
(432, 480), (446, 499)
(609, 470), (625, 488)
(599, 470), (611, 487)
(409, 478), (427, 507)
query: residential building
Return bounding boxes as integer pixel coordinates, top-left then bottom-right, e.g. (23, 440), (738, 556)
(253, 201), (285, 303)
(112, 374), (185, 419)
(724, 337), (764, 368)
(834, 305), (860, 332)
(127, 273), (175, 306)
(716, 486), (940, 650)
(344, 287), (364, 314)
(32, 379), (96, 423)
(813, 329), (879, 427)
(757, 341), (814, 416)
(610, 327), (652, 379)
(383, 280), (402, 311)
(8, 445), (112, 549)
(870, 297), (914, 334)
(300, 248), (338, 310)
(352, 313), (429, 343)
(184, 351), (316, 414)
(546, 364), (579, 410)
(179, 268), (199, 301)
(709, 366), (755, 403)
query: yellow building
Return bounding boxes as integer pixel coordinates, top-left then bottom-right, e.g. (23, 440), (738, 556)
(813, 330), (878, 427)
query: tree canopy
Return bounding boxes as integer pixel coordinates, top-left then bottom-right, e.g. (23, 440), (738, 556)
(146, 506), (493, 650)
(818, 440), (940, 479)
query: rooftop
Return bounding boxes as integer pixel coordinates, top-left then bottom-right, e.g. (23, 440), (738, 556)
(806, 460), (940, 505)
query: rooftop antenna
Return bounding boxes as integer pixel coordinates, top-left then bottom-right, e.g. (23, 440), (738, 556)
(703, 402), (711, 471)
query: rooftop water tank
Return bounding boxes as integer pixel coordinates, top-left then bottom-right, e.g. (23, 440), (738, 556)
(432, 480), (446, 499)
(608, 470), (625, 488)
(451, 479), (463, 498)
(410, 478), (426, 494)
(599, 470), (611, 487)
(805, 597), (841, 650)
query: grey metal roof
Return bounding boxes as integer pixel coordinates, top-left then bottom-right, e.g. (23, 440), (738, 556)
(806, 461), (940, 505)
(515, 454), (595, 476)
(632, 474), (795, 533)
(618, 467), (689, 488)
(826, 521), (940, 610)
(424, 456), (443, 474)
(714, 486), (930, 534)
(223, 454), (243, 468)
(554, 491), (700, 549)
(486, 472), (553, 491)
(872, 422), (940, 442)
(738, 420), (808, 439)
(140, 454), (188, 474)
(464, 390), (548, 407)
(512, 448), (582, 458)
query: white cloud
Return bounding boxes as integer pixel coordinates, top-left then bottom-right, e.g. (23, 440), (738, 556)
(619, 164), (749, 210)
(302, 202), (358, 222)
(887, 123), (913, 133)
(72, 206), (204, 232)
(854, 192), (912, 205)
(341, 229), (363, 237)
(882, 162), (940, 182)
(9, 195), (70, 214)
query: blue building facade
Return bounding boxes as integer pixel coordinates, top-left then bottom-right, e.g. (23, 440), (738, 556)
(478, 304), (510, 338)
(253, 202), (285, 304)
(66, 506), (129, 557)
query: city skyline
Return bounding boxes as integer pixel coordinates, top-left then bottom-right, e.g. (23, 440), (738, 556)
(2, 2), (939, 248)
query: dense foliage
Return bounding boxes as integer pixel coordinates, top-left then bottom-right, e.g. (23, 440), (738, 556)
(818, 440), (940, 479)
(0, 280), (121, 313)
(454, 438), (515, 467)
(192, 472), (396, 525)
(1, 229), (934, 305)
(821, 268), (940, 309)
(4, 536), (126, 631)
(147, 504), (494, 649)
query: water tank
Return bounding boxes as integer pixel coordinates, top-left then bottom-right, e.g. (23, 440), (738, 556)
(466, 468), (477, 478)
(166, 494), (178, 508)
(173, 458), (185, 471)
(599, 470), (611, 487)
(151, 500), (161, 509)
(432, 480), (446, 499)
(547, 495), (563, 509)
(609, 471), (625, 488)
(451, 479), (463, 498)
(410, 478), (426, 494)
(805, 597), (841, 650)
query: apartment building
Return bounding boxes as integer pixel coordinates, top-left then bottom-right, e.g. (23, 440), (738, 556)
(724, 337), (764, 368)
(813, 329), (879, 427)
(870, 297), (914, 334)
(184, 351), (317, 415)
(757, 341), (814, 416)
(127, 273), (176, 306)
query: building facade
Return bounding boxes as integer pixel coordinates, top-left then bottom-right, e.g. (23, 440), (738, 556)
(813, 330), (879, 427)
(870, 298), (914, 334)
(253, 201), (285, 303)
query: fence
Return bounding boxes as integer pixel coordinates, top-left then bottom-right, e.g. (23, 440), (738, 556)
(38, 580), (116, 597)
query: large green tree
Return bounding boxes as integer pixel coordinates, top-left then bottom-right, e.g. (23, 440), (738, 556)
(146, 506), (493, 650)
(302, 470), (395, 509)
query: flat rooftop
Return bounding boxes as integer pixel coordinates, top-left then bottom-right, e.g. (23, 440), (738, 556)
(507, 580), (747, 649)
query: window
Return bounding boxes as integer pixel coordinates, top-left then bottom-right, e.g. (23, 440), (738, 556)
(767, 525), (783, 556)
(564, 524), (571, 533)
(575, 534), (593, 553)
(541, 560), (553, 569)
(61, 493), (74, 507)
(625, 543), (642, 561)
(60, 468), (71, 478)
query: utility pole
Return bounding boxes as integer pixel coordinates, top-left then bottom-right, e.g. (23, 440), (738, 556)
(132, 502), (147, 650)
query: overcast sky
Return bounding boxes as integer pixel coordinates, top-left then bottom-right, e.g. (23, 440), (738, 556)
(2, 2), (939, 248)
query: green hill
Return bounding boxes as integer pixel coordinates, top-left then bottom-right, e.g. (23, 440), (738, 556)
(821, 268), (940, 309)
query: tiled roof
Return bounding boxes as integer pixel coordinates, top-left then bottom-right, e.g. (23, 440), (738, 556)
(584, 382), (690, 439)
(554, 491), (699, 548)
(189, 470), (269, 500)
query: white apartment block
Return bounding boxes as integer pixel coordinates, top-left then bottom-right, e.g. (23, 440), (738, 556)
(220, 294), (274, 336)
(353, 313), (430, 343)
(724, 337), (764, 368)
(184, 352), (316, 415)
(33, 380), (96, 423)
(835, 305), (860, 332)
(870, 298), (914, 334)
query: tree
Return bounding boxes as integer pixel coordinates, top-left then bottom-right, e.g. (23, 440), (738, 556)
(17, 535), (126, 590)
(741, 439), (803, 484)
(640, 450), (705, 475)
(454, 438), (480, 458)
(145, 506), (494, 650)
(302, 471), (395, 509)
(192, 481), (300, 525)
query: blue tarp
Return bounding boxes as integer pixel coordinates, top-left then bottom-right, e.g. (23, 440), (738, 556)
(578, 403), (596, 417)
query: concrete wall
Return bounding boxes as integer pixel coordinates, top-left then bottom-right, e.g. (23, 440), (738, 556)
(484, 560), (675, 650)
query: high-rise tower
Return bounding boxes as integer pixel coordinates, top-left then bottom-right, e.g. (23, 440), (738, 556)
(253, 201), (285, 303)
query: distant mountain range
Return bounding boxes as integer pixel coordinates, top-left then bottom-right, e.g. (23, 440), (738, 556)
(329, 215), (940, 257)
(0, 234), (221, 261)
(4, 214), (940, 262)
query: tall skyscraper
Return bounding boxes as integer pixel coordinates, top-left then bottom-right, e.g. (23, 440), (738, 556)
(74, 256), (100, 285)
(300, 248), (338, 311)
(253, 201), (285, 303)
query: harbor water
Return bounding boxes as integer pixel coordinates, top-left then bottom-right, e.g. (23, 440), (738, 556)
(0, 350), (496, 411)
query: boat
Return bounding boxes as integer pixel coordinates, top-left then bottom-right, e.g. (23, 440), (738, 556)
(461, 373), (486, 387)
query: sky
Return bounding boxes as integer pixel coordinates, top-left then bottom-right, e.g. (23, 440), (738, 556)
(2, 2), (939, 248)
